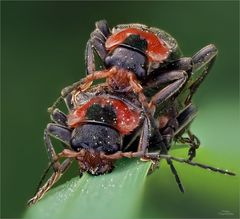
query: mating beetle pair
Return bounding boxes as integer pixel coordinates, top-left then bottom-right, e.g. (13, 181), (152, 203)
(28, 20), (235, 206)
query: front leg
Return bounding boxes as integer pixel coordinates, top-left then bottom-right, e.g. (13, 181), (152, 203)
(99, 150), (235, 176)
(48, 67), (150, 114)
(47, 68), (115, 113)
(29, 124), (72, 200)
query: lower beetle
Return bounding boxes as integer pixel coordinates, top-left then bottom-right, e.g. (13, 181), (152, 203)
(49, 41), (217, 162)
(28, 79), (235, 206)
(28, 21), (236, 206)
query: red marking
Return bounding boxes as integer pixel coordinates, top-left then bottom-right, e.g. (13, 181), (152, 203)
(105, 28), (169, 62)
(67, 97), (141, 135)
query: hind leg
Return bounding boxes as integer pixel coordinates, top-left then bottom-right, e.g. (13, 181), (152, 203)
(174, 104), (200, 161)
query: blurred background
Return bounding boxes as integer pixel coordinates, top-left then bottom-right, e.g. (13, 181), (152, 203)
(1, 1), (239, 218)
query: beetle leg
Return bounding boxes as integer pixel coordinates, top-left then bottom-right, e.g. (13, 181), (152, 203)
(128, 72), (186, 192)
(146, 107), (186, 193)
(192, 44), (218, 71)
(177, 131), (200, 161)
(47, 80), (86, 113)
(159, 104), (200, 160)
(137, 117), (151, 153)
(31, 124), (72, 199)
(27, 158), (72, 206)
(49, 21), (111, 112)
(101, 151), (145, 159)
(123, 126), (142, 151)
(167, 57), (192, 72)
(90, 30), (108, 61)
(134, 152), (235, 176)
(47, 74), (89, 113)
(160, 117), (179, 149)
(102, 151), (235, 176)
(95, 20), (111, 38)
(157, 154), (235, 176)
(47, 69), (115, 113)
(134, 91), (185, 193)
(128, 74), (149, 109)
(187, 131), (200, 160)
(44, 123), (72, 171)
(48, 67), (148, 114)
(85, 20), (110, 75)
(174, 104), (197, 136)
(185, 44), (218, 104)
(128, 77), (169, 151)
(173, 104), (200, 160)
(146, 57), (192, 85)
(76, 68), (116, 92)
(50, 109), (68, 126)
(85, 39), (96, 75)
(148, 70), (188, 112)
(104, 125), (185, 194)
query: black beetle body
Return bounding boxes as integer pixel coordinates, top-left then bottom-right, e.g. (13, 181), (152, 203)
(28, 21), (235, 207)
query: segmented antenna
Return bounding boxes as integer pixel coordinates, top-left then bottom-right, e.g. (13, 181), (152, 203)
(158, 154), (236, 176)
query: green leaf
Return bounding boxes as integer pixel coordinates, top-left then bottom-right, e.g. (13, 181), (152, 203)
(24, 158), (152, 219)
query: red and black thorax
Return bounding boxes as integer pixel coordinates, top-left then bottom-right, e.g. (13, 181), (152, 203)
(68, 95), (142, 135)
(104, 27), (171, 80)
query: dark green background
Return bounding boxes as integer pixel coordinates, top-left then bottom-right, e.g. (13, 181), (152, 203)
(1, 1), (239, 218)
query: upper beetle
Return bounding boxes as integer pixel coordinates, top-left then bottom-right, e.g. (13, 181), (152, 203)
(82, 20), (218, 161)
(49, 20), (218, 115)
(85, 20), (181, 80)
(84, 20), (217, 99)
(28, 82), (235, 206)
